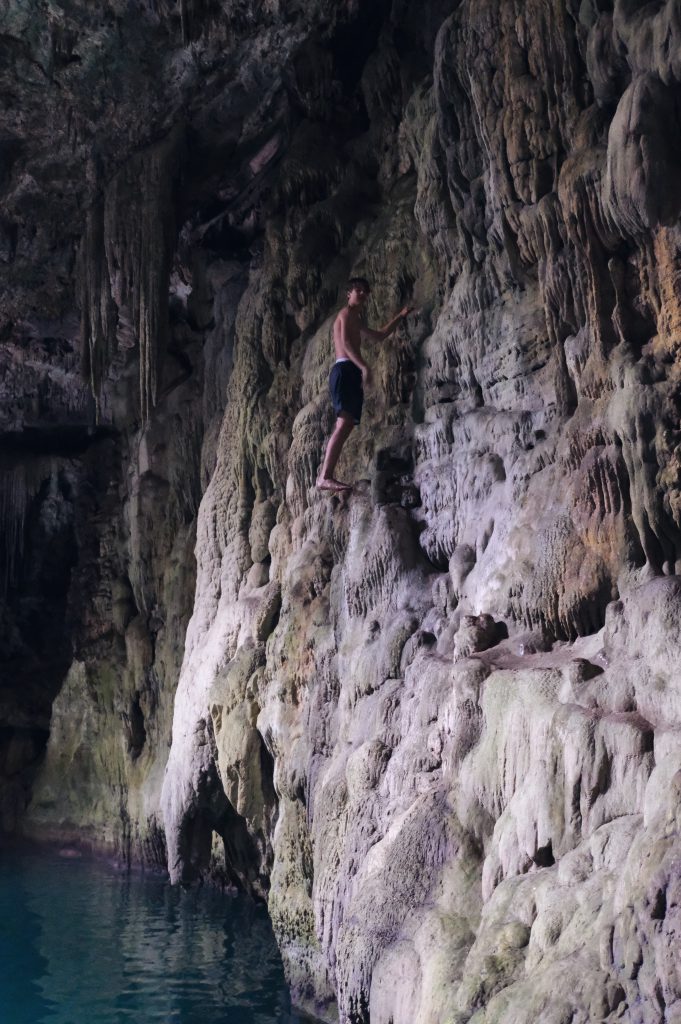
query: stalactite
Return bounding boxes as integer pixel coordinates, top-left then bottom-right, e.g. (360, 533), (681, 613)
(80, 127), (182, 422)
(80, 198), (117, 421)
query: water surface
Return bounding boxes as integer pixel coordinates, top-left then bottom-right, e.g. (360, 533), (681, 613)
(0, 845), (305, 1024)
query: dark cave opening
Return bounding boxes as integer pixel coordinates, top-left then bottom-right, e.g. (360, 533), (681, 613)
(329, 0), (392, 96)
(0, 465), (79, 831)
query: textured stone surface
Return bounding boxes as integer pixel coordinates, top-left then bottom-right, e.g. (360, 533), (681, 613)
(3, 1), (681, 1022)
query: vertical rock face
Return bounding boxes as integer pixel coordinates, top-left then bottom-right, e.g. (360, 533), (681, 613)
(4, 1), (681, 1021)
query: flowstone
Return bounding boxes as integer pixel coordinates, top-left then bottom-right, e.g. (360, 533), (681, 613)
(3, 1), (681, 1022)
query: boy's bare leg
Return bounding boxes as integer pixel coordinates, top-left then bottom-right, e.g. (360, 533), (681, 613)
(317, 414), (355, 490)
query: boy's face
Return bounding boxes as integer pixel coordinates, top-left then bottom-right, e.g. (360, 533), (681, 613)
(347, 284), (370, 307)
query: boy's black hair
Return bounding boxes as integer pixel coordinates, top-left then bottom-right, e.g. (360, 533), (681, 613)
(347, 276), (371, 293)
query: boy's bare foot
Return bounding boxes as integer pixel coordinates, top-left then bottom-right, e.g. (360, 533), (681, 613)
(316, 477), (352, 492)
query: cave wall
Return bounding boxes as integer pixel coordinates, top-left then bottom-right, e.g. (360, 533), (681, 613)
(3, 1), (681, 1022)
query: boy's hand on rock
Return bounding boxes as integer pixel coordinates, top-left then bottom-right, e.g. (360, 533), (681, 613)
(399, 306), (415, 319)
(362, 366), (373, 389)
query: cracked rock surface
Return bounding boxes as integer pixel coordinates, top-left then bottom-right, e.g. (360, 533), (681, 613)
(3, 1), (681, 1021)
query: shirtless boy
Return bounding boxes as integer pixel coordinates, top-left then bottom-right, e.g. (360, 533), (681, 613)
(317, 277), (412, 491)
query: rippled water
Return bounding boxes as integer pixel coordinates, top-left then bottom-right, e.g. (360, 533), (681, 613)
(0, 845), (306, 1024)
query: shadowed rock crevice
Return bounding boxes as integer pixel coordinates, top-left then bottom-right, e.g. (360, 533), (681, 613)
(125, 693), (147, 762)
(174, 774), (268, 895)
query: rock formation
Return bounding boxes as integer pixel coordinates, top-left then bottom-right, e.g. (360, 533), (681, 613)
(3, 0), (681, 1021)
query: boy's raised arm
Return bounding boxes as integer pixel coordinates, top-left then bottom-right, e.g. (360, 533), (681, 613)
(361, 306), (414, 342)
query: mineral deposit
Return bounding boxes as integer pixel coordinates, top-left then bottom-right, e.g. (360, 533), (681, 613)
(2, 1), (681, 1021)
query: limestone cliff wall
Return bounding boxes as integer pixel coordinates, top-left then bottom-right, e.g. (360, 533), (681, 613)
(3, 1), (681, 1022)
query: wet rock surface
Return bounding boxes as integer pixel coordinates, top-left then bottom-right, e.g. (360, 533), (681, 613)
(3, 1), (681, 1021)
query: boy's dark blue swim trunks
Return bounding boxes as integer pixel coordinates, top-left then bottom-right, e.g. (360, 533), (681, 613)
(329, 360), (363, 424)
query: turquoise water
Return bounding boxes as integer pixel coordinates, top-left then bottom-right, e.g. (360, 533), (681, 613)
(0, 846), (305, 1024)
